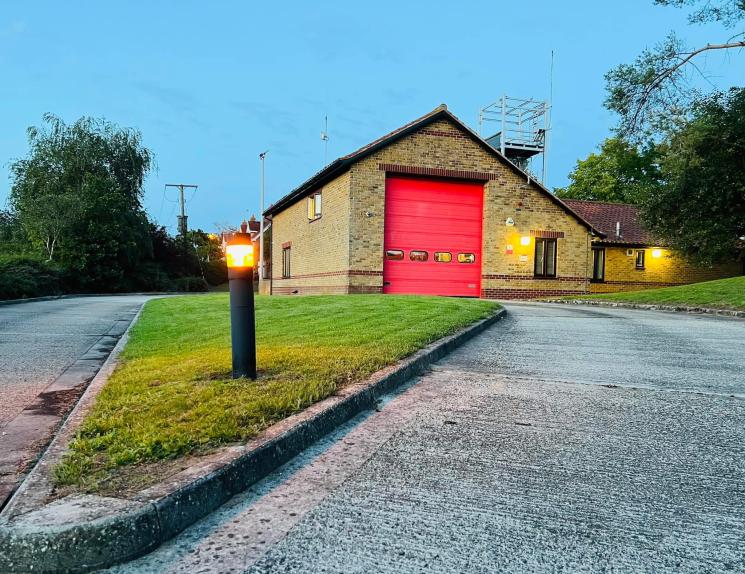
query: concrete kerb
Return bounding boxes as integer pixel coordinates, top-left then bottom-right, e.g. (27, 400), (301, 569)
(544, 298), (745, 319)
(0, 307), (506, 573)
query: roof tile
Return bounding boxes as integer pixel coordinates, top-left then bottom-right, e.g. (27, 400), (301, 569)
(562, 199), (654, 245)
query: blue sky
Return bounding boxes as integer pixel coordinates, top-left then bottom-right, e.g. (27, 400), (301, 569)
(1, 1), (742, 232)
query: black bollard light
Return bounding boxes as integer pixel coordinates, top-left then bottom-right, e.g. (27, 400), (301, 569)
(225, 225), (257, 379)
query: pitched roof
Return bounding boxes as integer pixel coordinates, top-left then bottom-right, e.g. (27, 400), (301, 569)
(263, 105), (602, 235)
(562, 199), (654, 245)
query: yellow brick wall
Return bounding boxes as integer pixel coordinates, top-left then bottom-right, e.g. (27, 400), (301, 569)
(348, 118), (593, 297)
(269, 171), (352, 295)
(590, 245), (742, 293)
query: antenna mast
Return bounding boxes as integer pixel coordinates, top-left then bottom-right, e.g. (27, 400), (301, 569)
(320, 115), (329, 166)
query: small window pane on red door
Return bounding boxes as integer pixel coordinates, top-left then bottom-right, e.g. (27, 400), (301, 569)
(434, 252), (452, 263)
(458, 253), (475, 263)
(409, 250), (428, 262)
(385, 250), (404, 261)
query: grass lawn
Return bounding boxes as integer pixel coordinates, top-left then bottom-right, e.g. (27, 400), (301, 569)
(578, 276), (745, 310)
(56, 294), (497, 490)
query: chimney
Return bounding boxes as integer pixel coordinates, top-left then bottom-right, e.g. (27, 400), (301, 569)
(615, 221), (621, 238)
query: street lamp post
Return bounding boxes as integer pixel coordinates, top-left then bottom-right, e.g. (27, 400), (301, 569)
(258, 151), (268, 282)
(225, 223), (256, 380)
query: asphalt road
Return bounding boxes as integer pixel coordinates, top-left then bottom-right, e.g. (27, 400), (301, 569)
(109, 303), (745, 574)
(0, 296), (152, 427)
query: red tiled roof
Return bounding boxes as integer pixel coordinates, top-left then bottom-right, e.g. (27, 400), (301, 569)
(562, 199), (654, 245)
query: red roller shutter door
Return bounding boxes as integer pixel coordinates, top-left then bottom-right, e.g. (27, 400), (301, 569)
(383, 176), (483, 297)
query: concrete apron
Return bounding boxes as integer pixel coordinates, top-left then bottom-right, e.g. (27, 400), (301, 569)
(0, 309), (506, 574)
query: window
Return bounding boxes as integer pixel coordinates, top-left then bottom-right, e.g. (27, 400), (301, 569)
(282, 246), (291, 278)
(635, 249), (645, 270)
(385, 249), (404, 260)
(592, 248), (605, 282)
(534, 238), (557, 278)
(409, 250), (428, 262)
(457, 253), (476, 263)
(434, 252), (452, 263)
(307, 192), (322, 220)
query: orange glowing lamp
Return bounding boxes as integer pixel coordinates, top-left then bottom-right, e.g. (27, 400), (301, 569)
(226, 234), (254, 268)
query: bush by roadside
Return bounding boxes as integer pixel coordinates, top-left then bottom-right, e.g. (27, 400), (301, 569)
(0, 257), (63, 300)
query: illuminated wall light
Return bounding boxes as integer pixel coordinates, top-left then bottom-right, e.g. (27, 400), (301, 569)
(652, 249), (662, 258)
(520, 236), (531, 246)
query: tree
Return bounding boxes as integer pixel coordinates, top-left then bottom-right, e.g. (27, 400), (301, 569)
(16, 192), (81, 261)
(605, 0), (744, 140)
(9, 114), (155, 290)
(556, 138), (663, 204)
(641, 88), (745, 264)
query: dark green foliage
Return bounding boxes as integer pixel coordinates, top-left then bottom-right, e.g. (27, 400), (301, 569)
(641, 88), (745, 264)
(3, 115), (226, 299)
(556, 138), (663, 204)
(202, 259), (228, 286)
(9, 115), (155, 292)
(172, 276), (209, 292)
(0, 210), (34, 259)
(0, 257), (62, 300)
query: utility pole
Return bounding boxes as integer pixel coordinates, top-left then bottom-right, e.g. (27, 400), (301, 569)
(258, 151), (268, 282)
(165, 183), (198, 236)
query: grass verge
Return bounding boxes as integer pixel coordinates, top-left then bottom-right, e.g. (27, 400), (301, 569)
(56, 294), (497, 491)
(575, 276), (745, 310)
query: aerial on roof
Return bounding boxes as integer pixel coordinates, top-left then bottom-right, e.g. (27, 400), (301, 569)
(263, 104), (602, 236)
(562, 199), (655, 246)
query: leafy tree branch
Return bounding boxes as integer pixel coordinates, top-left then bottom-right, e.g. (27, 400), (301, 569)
(605, 0), (744, 139)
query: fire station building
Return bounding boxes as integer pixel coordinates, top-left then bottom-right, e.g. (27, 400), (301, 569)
(263, 105), (740, 299)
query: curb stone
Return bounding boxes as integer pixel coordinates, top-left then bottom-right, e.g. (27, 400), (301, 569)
(0, 308), (506, 573)
(543, 298), (745, 319)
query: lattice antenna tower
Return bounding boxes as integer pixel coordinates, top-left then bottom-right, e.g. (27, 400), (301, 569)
(478, 95), (550, 184)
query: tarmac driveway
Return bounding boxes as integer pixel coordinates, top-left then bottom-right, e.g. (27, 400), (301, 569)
(0, 295), (152, 427)
(0, 295), (152, 506)
(111, 302), (745, 574)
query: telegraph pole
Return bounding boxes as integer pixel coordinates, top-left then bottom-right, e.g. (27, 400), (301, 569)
(258, 152), (268, 281)
(165, 183), (198, 236)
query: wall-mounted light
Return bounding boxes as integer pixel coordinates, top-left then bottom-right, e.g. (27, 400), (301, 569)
(652, 249), (662, 258)
(520, 236), (531, 246)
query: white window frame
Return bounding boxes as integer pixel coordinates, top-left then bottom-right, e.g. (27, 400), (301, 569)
(307, 192), (322, 220)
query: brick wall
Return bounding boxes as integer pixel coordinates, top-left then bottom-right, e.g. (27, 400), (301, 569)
(269, 171), (352, 295)
(590, 245), (741, 293)
(347, 118), (593, 298)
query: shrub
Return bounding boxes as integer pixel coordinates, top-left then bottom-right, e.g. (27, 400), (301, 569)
(202, 259), (228, 286)
(172, 276), (209, 292)
(0, 257), (62, 300)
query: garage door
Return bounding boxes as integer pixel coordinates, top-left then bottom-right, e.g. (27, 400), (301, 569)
(383, 176), (483, 297)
